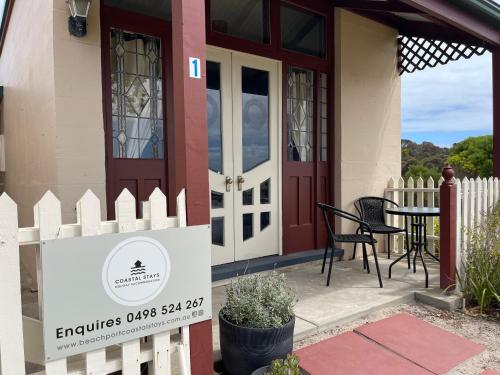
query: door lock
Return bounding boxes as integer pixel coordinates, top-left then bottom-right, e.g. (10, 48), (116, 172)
(237, 176), (245, 191)
(225, 176), (233, 192)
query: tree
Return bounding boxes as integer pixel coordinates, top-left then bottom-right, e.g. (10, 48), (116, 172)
(404, 164), (442, 183)
(447, 135), (493, 179)
(401, 139), (449, 181)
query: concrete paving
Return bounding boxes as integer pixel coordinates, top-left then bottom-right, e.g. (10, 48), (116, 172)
(21, 252), (441, 370)
(212, 255), (440, 361)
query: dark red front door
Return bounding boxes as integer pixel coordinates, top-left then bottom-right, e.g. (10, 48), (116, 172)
(282, 65), (330, 254)
(101, 6), (171, 218)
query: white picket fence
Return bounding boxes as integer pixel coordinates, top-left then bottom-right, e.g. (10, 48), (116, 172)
(0, 188), (192, 375)
(384, 175), (500, 265)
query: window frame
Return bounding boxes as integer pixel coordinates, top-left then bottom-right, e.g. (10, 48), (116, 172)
(280, 2), (327, 59)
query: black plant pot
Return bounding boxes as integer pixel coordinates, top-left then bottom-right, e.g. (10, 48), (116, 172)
(219, 311), (295, 375)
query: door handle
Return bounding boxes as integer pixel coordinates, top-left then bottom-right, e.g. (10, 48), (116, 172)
(237, 176), (245, 191)
(225, 176), (233, 192)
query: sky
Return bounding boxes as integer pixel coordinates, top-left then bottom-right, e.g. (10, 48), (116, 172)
(401, 51), (493, 148)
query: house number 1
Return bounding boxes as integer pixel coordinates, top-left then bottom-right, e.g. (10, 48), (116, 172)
(189, 57), (201, 79)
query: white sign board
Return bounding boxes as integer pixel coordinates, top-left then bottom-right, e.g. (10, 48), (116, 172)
(189, 57), (201, 79)
(41, 225), (212, 361)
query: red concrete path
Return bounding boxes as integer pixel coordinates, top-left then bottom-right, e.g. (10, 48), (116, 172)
(354, 313), (484, 374)
(295, 332), (433, 375)
(481, 370), (500, 375)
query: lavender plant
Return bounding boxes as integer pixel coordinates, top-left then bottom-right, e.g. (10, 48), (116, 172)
(221, 271), (297, 328)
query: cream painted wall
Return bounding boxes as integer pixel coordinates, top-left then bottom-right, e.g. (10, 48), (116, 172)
(0, 0), (57, 226)
(0, 0), (58, 283)
(0, 0), (106, 284)
(53, 0), (106, 222)
(334, 10), (401, 256)
(0, 1), (105, 224)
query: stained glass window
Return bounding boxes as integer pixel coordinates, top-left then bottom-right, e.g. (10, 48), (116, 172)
(320, 73), (328, 162)
(287, 67), (314, 162)
(110, 29), (164, 159)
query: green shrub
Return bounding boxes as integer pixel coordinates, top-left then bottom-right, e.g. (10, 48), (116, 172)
(459, 205), (500, 314)
(221, 271), (297, 329)
(267, 354), (301, 375)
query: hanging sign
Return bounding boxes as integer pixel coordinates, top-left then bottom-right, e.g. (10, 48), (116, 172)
(41, 225), (212, 361)
(189, 57), (201, 79)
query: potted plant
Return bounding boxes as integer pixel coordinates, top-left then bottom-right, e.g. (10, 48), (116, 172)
(219, 271), (297, 375)
(251, 354), (310, 375)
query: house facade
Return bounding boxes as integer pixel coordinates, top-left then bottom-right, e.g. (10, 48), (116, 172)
(0, 0), (405, 268)
(0, 1), (499, 371)
(0, 0), (499, 274)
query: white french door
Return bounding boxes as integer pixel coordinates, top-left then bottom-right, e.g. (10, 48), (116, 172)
(207, 47), (280, 265)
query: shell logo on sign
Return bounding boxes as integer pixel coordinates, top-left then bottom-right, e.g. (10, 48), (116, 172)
(102, 236), (171, 306)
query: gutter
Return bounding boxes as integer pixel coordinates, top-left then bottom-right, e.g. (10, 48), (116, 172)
(451, 0), (500, 27)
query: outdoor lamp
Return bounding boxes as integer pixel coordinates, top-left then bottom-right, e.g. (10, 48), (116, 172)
(67, 0), (92, 37)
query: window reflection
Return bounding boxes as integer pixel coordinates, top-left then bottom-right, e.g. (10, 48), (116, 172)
(207, 61), (223, 173)
(242, 67), (269, 172)
(281, 5), (326, 58)
(211, 0), (270, 43)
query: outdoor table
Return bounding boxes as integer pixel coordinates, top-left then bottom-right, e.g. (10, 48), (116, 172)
(386, 207), (440, 288)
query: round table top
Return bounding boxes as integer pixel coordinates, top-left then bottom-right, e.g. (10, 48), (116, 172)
(386, 206), (440, 217)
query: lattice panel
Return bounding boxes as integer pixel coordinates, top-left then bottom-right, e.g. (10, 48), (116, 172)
(398, 36), (487, 75)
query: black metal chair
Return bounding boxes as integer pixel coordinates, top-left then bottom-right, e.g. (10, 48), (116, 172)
(317, 203), (383, 288)
(353, 197), (409, 262)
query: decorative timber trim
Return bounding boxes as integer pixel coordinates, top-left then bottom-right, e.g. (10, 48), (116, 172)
(398, 35), (488, 75)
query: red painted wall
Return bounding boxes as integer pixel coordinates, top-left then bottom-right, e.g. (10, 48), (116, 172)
(171, 0), (213, 373)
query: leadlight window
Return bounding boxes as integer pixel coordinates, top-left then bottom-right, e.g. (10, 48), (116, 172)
(319, 73), (328, 162)
(211, 0), (270, 44)
(281, 5), (326, 58)
(287, 67), (314, 162)
(111, 29), (164, 159)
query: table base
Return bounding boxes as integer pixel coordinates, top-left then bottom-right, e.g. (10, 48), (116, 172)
(388, 214), (439, 288)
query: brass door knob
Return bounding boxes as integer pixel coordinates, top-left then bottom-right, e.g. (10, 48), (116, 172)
(237, 176), (245, 191)
(225, 176), (233, 192)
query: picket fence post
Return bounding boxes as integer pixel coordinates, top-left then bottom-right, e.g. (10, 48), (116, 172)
(150, 187), (172, 375)
(461, 178), (470, 254)
(0, 193), (25, 374)
(440, 166), (457, 290)
(176, 189), (192, 375)
(116, 189), (142, 375)
(427, 177), (435, 254)
(36, 192), (68, 374)
(79, 190), (107, 375)
(455, 179), (462, 289)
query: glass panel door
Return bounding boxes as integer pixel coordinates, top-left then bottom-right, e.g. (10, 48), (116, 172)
(207, 49), (235, 265)
(207, 47), (280, 265)
(232, 53), (279, 262)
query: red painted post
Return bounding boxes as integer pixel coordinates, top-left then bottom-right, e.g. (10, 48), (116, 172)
(493, 49), (500, 178)
(171, 0), (213, 374)
(439, 165), (457, 290)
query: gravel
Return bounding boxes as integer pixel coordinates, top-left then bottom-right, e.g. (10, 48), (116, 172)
(295, 303), (500, 375)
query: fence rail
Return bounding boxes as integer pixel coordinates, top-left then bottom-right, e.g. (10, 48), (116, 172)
(384, 175), (500, 263)
(0, 188), (192, 375)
